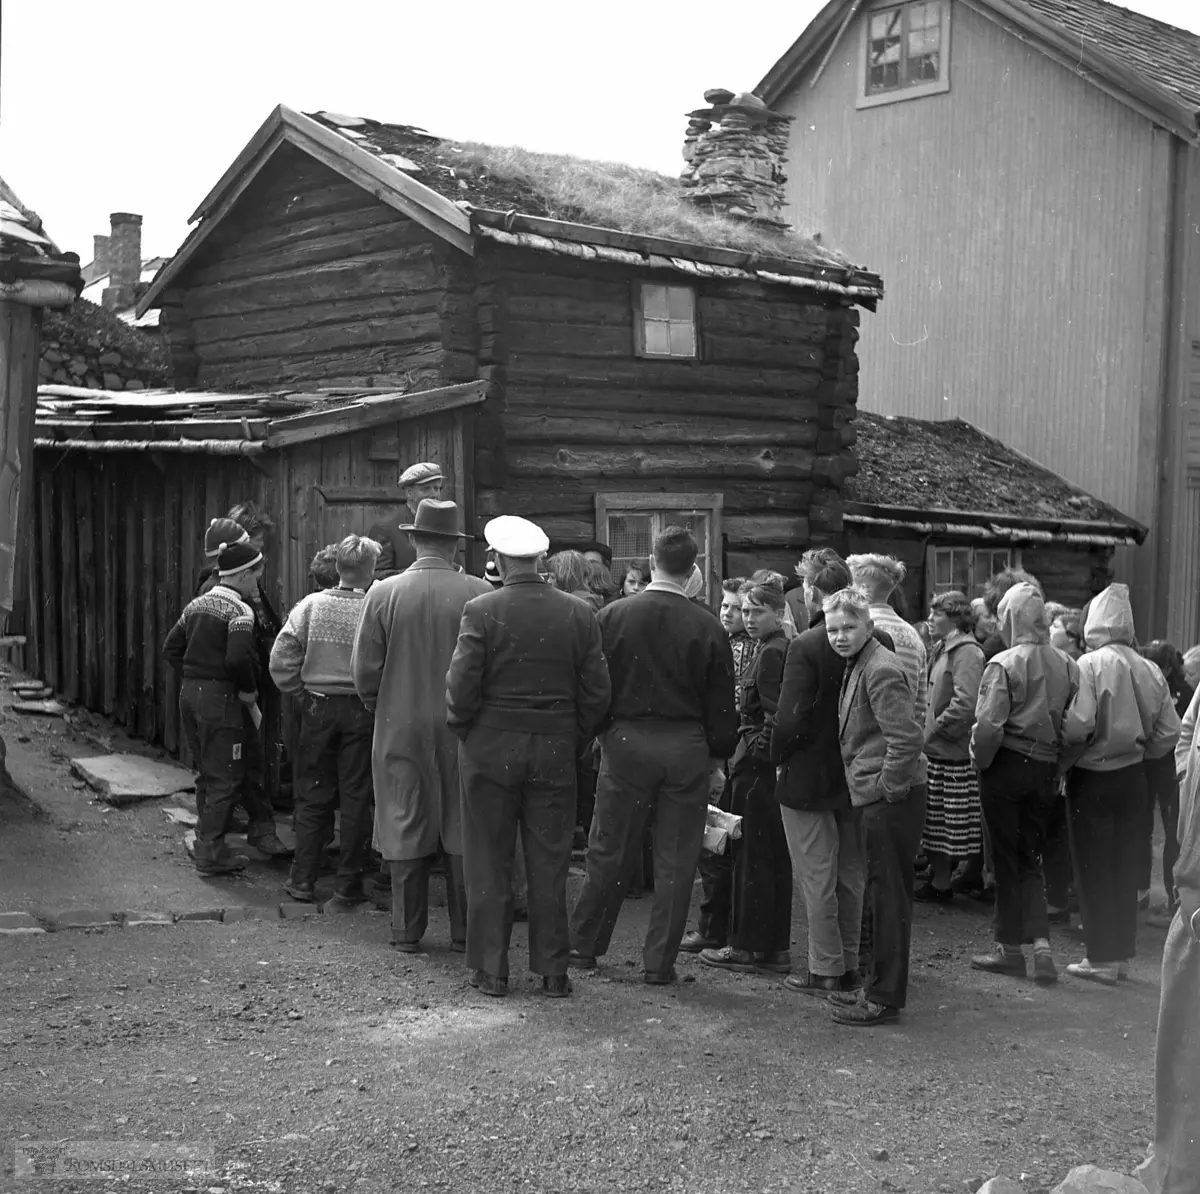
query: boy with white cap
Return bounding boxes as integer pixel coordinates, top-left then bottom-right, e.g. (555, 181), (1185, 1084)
(164, 540), (273, 876)
(447, 515), (611, 997)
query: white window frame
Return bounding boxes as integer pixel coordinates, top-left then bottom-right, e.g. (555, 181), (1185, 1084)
(633, 281), (698, 360)
(857, 0), (951, 110)
(596, 492), (723, 606)
(924, 543), (1022, 611)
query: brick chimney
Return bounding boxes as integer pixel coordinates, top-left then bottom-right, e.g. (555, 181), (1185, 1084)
(92, 235), (112, 277)
(103, 212), (142, 310)
(680, 89), (793, 229)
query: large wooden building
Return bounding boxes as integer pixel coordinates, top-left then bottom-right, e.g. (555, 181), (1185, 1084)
(756, 0), (1200, 643)
(134, 104), (882, 603)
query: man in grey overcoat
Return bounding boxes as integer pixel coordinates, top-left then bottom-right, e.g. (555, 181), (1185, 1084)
(351, 500), (490, 951)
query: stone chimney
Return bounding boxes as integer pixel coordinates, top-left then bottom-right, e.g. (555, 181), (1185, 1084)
(92, 235), (112, 277)
(680, 89), (794, 229)
(103, 212), (142, 310)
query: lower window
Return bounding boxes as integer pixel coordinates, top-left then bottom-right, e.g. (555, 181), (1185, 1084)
(927, 545), (1019, 603)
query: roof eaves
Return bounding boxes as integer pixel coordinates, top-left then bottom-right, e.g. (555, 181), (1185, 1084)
(755, 0), (851, 106)
(844, 501), (1146, 544)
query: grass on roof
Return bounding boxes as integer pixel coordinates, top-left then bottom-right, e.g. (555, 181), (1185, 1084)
(452, 143), (848, 267)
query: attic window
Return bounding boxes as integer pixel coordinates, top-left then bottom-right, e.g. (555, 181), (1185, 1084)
(635, 283), (697, 359)
(858, 0), (951, 110)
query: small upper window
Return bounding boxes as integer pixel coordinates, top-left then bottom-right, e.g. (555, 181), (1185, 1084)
(636, 283), (696, 359)
(858, 0), (950, 109)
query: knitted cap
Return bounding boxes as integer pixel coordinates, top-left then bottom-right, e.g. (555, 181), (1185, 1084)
(205, 517), (250, 558)
(217, 541), (264, 577)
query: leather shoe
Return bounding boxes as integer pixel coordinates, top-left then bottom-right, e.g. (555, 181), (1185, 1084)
(541, 975), (572, 998)
(914, 881), (954, 903)
(971, 946), (1027, 977)
(643, 967), (677, 986)
(784, 972), (840, 996)
(283, 881), (314, 902)
(699, 946), (757, 972)
(568, 951), (597, 969)
(246, 828), (293, 858)
(831, 998), (899, 1026)
(679, 930), (722, 953)
(469, 970), (508, 997)
(196, 851), (248, 876)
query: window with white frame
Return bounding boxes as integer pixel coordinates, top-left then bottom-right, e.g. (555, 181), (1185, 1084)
(635, 282), (697, 359)
(858, 0), (950, 109)
(927, 545), (1019, 604)
(596, 492), (722, 604)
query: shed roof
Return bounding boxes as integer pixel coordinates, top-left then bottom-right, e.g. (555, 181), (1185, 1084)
(33, 379), (486, 454)
(757, 0), (1200, 143)
(0, 175), (83, 293)
(137, 106), (882, 317)
(847, 411), (1145, 543)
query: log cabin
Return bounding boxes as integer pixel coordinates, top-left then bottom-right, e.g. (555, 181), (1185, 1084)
(134, 101), (883, 602)
(847, 411), (1145, 617)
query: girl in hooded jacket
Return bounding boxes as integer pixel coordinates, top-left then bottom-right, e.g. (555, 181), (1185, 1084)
(1062, 584), (1181, 985)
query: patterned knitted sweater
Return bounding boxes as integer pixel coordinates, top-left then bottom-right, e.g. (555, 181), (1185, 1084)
(269, 587), (366, 696)
(163, 585), (258, 692)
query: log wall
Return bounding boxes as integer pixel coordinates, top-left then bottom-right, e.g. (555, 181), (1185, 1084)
(162, 145), (446, 391)
(468, 246), (859, 565)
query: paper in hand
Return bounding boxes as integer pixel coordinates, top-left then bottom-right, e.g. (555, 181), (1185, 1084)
(248, 703), (263, 730)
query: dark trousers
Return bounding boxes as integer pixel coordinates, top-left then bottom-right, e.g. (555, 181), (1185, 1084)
(576, 740), (598, 833)
(570, 720), (710, 975)
(858, 784), (926, 1009)
(978, 748), (1058, 944)
(180, 678), (267, 866)
(1066, 764), (1146, 964)
(390, 852), (466, 947)
(729, 762), (793, 954)
(696, 768), (734, 943)
(460, 726), (577, 978)
(1140, 754), (1180, 900)
(1043, 782), (1074, 911)
(289, 691), (375, 894)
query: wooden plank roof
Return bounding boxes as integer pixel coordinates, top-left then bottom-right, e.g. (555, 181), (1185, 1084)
(0, 175), (83, 294)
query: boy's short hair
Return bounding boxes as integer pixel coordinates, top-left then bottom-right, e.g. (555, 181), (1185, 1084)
(653, 526), (698, 576)
(797, 548), (851, 596)
(741, 582), (786, 612)
(226, 501), (274, 538)
(721, 576), (747, 596)
(930, 589), (976, 633)
(846, 553), (906, 595)
(822, 586), (872, 620)
(983, 568), (1043, 617)
(336, 534), (381, 580)
(309, 545), (339, 590)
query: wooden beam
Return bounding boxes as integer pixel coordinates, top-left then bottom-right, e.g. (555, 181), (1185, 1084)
(189, 104), (290, 223)
(264, 380), (486, 449)
(279, 108), (474, 256)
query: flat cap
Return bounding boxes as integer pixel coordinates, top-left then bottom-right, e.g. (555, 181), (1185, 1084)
(484, 515), (550, 560)
(399, 461), (444, 487)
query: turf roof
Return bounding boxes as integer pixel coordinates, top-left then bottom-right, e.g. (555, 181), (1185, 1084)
(305, 111), (854, 271)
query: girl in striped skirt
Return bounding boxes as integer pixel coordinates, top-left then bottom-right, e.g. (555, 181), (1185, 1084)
(918, 591), (986, 902)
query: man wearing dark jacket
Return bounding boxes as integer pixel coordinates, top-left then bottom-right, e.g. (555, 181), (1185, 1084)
(569, 526), (739, 984)
(447, 516), (611, 998)
(773, 549), (892, 996)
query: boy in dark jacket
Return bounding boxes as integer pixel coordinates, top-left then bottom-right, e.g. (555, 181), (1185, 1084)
(165, 542), (273, 876)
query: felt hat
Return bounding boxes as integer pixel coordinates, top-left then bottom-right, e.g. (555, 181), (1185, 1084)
(399, 499), (466, 538)
(204, 517), (250, 558)
(484, 515), (550, 559)
(399, 461), (444, 488)
(217, 541), (264, 577)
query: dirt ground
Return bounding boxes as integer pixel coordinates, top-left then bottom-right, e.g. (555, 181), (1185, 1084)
(0, 691), (1165, 1194)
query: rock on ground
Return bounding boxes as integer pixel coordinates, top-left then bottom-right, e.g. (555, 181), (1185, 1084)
(979, 1180), (1026, 1194)
(1052, 1165), (1151, 1194)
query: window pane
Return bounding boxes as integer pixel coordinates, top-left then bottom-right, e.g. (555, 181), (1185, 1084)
(934, 548), (951, 587)
(908, 2), (939, 29)
(642, 284), (669, 320)
(667, 319), (696, 358)
(666, 285), (694, 322)
(870, 9), (901, 38)
(643, 320), (671, 356)
(608, 514), (653, 566)
(951, 549), (970, 593)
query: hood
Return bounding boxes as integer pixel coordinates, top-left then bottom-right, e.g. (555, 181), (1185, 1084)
(1083, 583), (1136, 649)
(996, 582), (1048, 647)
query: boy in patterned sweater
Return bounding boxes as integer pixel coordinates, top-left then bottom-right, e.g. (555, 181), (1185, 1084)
(164, 541), (271, 876)
(270, 535), (381, 909)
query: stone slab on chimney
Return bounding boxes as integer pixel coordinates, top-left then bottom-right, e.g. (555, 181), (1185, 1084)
(103, 212), (142, 311)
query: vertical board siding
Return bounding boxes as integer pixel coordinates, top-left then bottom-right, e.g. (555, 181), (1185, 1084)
(776, 0), (1163, 524)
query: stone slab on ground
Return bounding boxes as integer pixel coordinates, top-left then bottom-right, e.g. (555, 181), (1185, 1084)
(0, 911), (45, 934)
(12, 699), (66, 716)
(47, 910), (120, 930)
(1052, 1167), (1150, 1194)
(125, 911), (174, 927)
(979, 1180), (1026, 1194)
(175, 909), (223, 922)
(280, 902), (319, 920)
(222, 906), (273, 924)
(71, 755), (196, 806)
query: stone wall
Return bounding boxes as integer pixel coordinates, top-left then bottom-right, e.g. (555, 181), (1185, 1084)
(38, 299), (169, 392)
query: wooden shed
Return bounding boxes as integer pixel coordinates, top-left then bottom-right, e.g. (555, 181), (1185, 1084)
(135, 105), (882, 604)
(28, 380), (483, 760)
(843, 412), (1146, 617)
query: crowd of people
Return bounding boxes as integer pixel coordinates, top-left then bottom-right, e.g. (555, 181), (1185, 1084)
(160, 462), (1200, 1038)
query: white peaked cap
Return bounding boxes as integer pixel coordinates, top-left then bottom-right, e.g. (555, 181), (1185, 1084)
(484, 515), (550, 559)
